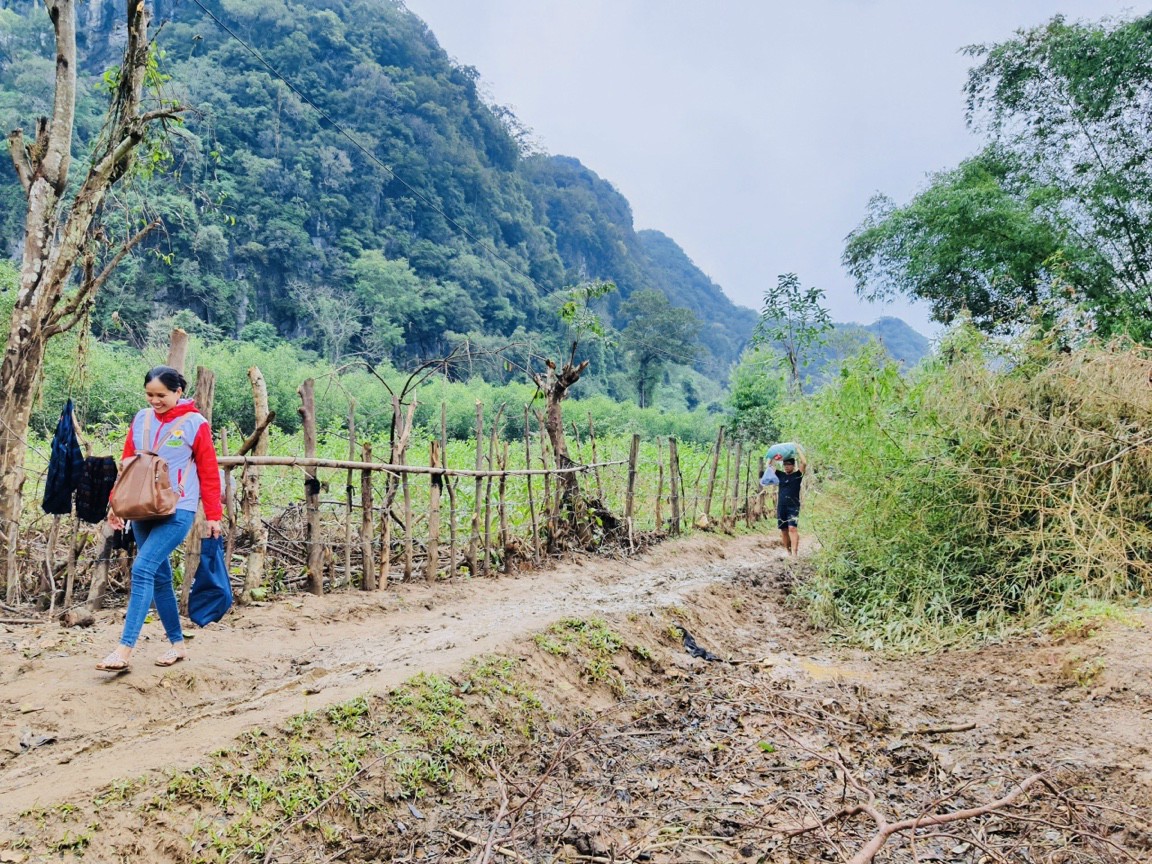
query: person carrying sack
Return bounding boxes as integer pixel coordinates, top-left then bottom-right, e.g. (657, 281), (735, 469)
(96, 366), (222, 672)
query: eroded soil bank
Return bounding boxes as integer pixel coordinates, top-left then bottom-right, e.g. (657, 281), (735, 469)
(1, 531), (1150, 862)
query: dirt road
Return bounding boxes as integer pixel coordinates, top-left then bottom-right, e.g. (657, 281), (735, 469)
(1, 532), (776, 816)
(2, 529), (1150, 862)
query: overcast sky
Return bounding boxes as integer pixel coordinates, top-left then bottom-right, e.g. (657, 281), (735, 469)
(402, 0), (1145, 337)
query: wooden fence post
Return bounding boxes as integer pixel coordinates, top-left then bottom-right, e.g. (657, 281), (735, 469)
(729, 441), (743, 533)
(588, 413), (604, 501)
(498, 441), (509, 570)
(469, 402), (483, 576)
(744, 453), (754, 528)
(624, 433), (640, 545)
(483, 405), (505, 577)
(298, 378), (323, 596)
(655, 438), (665, 531)
(669, 438), (681, 536)
(167, 328), (189, 375)
(360, 442), (376, 590)
(379, 396), (401, 588)
(536, 410), (554, 545)
(241, 366), (270, 603)
(426, 440), (441, 584)
(525, 406), (539, 563)
(702, 426), (724, 526)
(343, 401), (356, 589)
(755, 456), (766, 522)
(180, 365), (215, 613)
(401, 439), (413, 583)
(442, 403), (458, 580)
(221, 428), (235, 566)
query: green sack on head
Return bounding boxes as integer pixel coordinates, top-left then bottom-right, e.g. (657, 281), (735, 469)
(765, 442), (799, 463)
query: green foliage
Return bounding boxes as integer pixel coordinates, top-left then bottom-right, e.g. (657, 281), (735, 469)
(846, 12), (1152, 340)
(557, 279), (616, 339)
(726, 348), (785, 444)
(636, 230), (759, 377)
(0, 0), (754, 386)
(534, 618), (629, 694)
(619, 289), (700, 408)
(844, 150), (1110, 334)
(753, 273), (833, 394)
(786, 329), (1152, 648)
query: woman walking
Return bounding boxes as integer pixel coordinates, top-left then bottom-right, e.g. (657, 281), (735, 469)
(96, 366), (222, 671)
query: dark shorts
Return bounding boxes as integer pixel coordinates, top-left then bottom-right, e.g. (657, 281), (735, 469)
(777, 507), (799, 530)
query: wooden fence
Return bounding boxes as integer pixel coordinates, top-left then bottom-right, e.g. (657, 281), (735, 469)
(18, 356), (772, 613)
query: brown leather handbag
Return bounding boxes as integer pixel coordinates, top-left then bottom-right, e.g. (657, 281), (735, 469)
(108, 414), (190, 520)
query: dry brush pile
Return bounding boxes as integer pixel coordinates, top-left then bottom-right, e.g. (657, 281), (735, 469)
(792, 334), (1152, 645)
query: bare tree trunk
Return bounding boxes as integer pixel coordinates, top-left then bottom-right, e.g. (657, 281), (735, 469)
(85, 522), (117, 611)
(532, 355), (592, 549)
(0, 0), (182, 595)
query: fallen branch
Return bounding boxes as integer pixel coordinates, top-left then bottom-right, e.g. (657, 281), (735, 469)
(845, 771), (1049, 864)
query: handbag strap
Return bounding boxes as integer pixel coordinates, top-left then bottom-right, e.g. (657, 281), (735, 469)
(141, 411), (193, 454)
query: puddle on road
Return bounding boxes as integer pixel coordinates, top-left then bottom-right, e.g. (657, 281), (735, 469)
(798, 658), (876, 683)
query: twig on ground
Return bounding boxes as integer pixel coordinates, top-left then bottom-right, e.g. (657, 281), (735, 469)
(908, 722), (977, 735)
(444, 829), (530, 862)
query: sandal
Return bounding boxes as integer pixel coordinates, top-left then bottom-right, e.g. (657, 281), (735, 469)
(155, 648), (187, 667)
(96, 652), (130, 672)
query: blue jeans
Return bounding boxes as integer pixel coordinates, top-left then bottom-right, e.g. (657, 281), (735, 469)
(120, 510), (195, 649)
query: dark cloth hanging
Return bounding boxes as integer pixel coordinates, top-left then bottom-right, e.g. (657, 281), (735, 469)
(42, 399), (86, 516)
(75, 456), (119, 524)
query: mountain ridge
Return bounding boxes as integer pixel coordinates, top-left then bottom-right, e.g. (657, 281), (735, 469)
(0, 0), (930, 382)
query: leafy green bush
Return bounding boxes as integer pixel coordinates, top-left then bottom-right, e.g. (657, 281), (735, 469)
(786, 327), (1152, 648)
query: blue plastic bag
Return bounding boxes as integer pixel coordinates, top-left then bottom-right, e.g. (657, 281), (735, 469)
(759, 468), (780, 486)
(188, 536), (233, 626)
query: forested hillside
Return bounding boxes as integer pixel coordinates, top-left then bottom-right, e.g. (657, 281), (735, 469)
(0, 0), (769, 390)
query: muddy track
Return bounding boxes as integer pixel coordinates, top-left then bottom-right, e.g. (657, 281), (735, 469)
(0, 532), (778, 816)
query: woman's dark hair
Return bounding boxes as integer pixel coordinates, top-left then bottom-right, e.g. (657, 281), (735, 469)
(144, 365), (187, 394)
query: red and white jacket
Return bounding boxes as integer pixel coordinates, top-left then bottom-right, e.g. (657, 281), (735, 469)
(121, 398), (222, 521)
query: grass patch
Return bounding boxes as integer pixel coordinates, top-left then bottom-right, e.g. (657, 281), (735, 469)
(535, 617), (632, 695)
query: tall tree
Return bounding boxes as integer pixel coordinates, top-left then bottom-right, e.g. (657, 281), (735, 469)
(619, 289), (699, 408)
(753, 273), (832, 395)
(843, 151), (1111, 334)
(966, 13), (1152, 312)
(0, 0), (182, 597)
(846, 13), (1152, 339)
